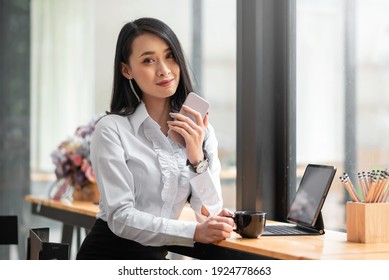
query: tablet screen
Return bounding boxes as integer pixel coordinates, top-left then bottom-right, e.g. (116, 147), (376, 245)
(287, 164), (336, 226)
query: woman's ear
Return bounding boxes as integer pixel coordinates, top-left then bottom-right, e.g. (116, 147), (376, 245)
(121, 62), (132, 80)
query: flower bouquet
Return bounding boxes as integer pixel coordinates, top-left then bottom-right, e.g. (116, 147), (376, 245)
(50, 114), (102, 202)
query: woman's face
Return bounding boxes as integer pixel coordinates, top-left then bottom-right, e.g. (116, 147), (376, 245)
(123, 33), (180, 102)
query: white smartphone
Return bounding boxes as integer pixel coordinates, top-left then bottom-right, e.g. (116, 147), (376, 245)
(168, 92), (210, 147)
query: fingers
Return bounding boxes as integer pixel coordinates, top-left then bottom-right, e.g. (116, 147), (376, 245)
(182, 105), (207, 128)
(168, 112), (204, 134)
(203, 113), (209, 127)
(217, 209), (235, 226)
(168, 119), (198, 138)
(169, 105), (207, 131)
(201, 207), (234, 226)
(194, 217), (234, 244)
(210, 216), (235, 228)
(168, 111), (206, 163)
(218, 208), (234, 217)
(208, 217), (233, 235)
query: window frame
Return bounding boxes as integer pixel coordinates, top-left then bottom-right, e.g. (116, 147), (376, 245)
(236, 0), (296, 221)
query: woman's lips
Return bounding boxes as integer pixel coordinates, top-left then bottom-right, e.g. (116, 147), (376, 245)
(156, 78), (174, 87)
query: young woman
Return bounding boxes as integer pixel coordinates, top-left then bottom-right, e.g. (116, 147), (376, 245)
(76, 17), (233, 260)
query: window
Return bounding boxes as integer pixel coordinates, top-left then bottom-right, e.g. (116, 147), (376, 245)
(296, 0), (389, 230)
(29, 0), (237, 259)
(31, 0), (237, 209)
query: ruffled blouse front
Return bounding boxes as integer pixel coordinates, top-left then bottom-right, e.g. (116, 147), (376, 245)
(91, 102), (223, 247)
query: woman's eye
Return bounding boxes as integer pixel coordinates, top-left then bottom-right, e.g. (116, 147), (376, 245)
(143, 58), (154, 63)
(167, 52), (175, 60)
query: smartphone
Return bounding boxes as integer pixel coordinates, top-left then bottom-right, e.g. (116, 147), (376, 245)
(168, 92), (210, 147)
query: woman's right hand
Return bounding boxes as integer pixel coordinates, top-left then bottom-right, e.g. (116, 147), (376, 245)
(194, 216), (234, 244)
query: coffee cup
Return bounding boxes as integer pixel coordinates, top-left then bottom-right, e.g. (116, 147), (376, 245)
(232, 211), (267, 238)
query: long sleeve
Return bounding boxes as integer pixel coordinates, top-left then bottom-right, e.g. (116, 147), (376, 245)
(188, 124), (223, 220)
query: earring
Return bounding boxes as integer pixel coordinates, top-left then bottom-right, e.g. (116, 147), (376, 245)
(129, 79), (141, 103)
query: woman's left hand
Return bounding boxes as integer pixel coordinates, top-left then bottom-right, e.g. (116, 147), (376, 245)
(218, 208), (234, 217)
(168, 105), (208, 165)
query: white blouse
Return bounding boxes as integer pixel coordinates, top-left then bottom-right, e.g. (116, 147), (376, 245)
(90, 102), (223, 247)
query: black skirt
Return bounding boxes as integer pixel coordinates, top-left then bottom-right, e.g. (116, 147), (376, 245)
(76, 219), (168, 260)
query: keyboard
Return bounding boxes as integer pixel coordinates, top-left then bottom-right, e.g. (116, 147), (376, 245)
(262, 225), (320, 236)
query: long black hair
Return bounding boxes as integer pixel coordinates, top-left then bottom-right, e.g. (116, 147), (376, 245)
(109, 17), (194, 115)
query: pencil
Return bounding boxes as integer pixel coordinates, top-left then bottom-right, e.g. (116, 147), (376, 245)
(377, 180), (388, 202)
(340, 176), (359, 202)
(378, 172), (389, 202)
(362, 172), (370, 194)
(373, 175), (385, 203)
(344, 173), (361, 202)
(358, 173), (367, 201)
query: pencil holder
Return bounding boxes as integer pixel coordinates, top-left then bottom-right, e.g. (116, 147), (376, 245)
(346, 202), (389, 243)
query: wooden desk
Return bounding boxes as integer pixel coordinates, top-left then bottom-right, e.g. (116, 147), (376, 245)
(215, 230), (389, 260)
(25, 195), (98, 249)
(25, 195), (389, 260)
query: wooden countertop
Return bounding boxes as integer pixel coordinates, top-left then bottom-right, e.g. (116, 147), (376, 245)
(25, 194), (99, 217)
(25, 195), (389, 260)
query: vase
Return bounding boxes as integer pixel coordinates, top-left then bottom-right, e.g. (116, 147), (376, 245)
(49, 178), (72, 201)
(72, 182), (100, 204)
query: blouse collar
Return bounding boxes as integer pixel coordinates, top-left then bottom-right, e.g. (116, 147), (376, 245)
(130, 102), (149, 134)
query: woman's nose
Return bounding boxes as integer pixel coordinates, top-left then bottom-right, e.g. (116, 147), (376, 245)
(157, 61), (171, 77)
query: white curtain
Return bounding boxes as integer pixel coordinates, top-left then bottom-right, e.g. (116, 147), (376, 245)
(31, 0), (95, 172)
